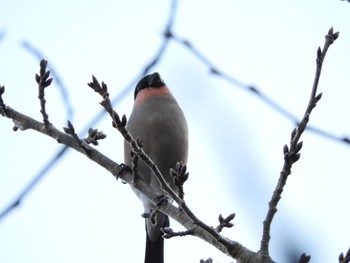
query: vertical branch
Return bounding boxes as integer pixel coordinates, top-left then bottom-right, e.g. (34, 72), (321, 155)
(22, 41), (74, 121)
(35, 59), (53, 126)
(260, 27), (339, 257)
(0, 85), (6, 116)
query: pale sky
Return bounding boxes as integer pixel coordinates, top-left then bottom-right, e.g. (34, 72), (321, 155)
(1, 1), (350, 262)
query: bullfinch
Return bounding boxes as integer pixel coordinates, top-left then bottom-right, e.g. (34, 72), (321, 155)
(124, 72), (188, 263)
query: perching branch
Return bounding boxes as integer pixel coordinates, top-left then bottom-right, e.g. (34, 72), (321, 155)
(260, 27), (339, 258)
(0, 66), (261, 262)
(87, 75), (268, 263)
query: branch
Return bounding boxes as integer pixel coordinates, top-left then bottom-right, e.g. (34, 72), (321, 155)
(339, 247), (350, 263)
(169, 30), (350, 146)
(215, 213), (236, 233)
(299, 253), (311, 263)
(0, 25), (343, 262)
(260, 27), (339, 257)
(87, 75), (274, 263)
(35, 59), (53, 126)
(22, 41), (74, 120)
(1, 80), (263, 262)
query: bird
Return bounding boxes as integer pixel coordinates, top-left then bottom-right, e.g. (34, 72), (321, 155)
(124, 72), (188, 263)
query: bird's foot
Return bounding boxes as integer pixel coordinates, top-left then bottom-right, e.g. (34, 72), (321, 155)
(115, 163), (132, 182)
(153, 195), (170, 207)
(141, 196), (170, 226)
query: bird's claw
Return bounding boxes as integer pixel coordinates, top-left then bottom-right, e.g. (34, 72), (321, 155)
(153, 195), (169, 207)
(115, 163), (132, 181)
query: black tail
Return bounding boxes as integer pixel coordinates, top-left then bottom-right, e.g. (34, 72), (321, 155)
(144, 215), (169, 263)
(145, 232), (165, 263)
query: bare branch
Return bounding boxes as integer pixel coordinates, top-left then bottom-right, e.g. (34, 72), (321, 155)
(161, 227), (194, 239)
(260, 27), (339, 257)
(169, 30), (350, 146)
(83, 128), (107, 146)
(130, 139), (142, 182)
(2, 62), (280, 262)
(63, 120), (91, 154)
(35, 59), (53, 126)
(215, 213), (236, 233)
(0, 85), (6, 116)
(339, 247), (350, 263)
(87, 76), (183, 203)
(170, 161), (189, 200)
(87, 76), (272, 263)
(299, 253), (311, 263)
(22, 41), (74, 120)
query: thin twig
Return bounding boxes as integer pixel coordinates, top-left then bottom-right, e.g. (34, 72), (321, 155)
(170, 161), (189, 200)
(260, 27), (339, 257)
(299, 253), (311, 263)
(162, 227), (194, 238)
(84, 128), (107, 146)
(35, 59), (52, 126)
(339, 247), (350, 263)
(88, 75), (270, 262)
(22, 41), (74, 121)
(88, 76), (183, 205)
(0, 106), (124, 220)
(0, 85), (6, 116)
(215, 213), (236, 233)
(90, 81), (228, 255)
(170, 31), (350, 146)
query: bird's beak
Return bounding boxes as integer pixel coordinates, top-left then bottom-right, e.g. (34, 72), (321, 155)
(148, 72), (164, 87)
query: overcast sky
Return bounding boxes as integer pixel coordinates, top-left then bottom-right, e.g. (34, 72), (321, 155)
(1, 1), (350, 262)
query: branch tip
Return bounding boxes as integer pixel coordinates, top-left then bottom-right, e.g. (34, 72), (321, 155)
(339, 246), (350, 263)
(36, 59), (52, 126)
(215, 213), (235, 233)
(0, 85), (6, 116)
(63, 120), (75, 135)
(326, 27), (339, 43)
(170, 161), (189, 199)
(161, 227), (193, 239)
(315, 92), (323, 103)
(84, 128), (107, 146)
(295, 141), (303, 153)
(299, 253), (311, 263)
(261, 27), (338, 256)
